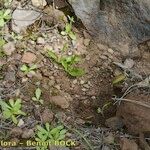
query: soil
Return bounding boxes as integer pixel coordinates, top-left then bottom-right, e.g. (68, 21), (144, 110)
(0, 0), (150, 150)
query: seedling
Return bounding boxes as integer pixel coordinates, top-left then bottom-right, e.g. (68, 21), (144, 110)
(35, 123), (67, 150)
(32, 88), (43, 104)
(47, 50), (85, 77)
(20, 64), (37, 74)
(97, 102), (112, 117)
(0, 9), (11, 27)
(112, 74), (126, 85)
(0, 99), (26, 124)
(61, 16), (76, 40)
(60, 55), (85, 77)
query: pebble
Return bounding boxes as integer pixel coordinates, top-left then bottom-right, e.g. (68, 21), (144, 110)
(80, 80), (85, 85)
(108, 48), (114, 54)
(51, 96), (70, 109)
(83, 84), (90, 89)
(37, 37), (46, 45)
(85, 55), (91, 61)
(82, 88), (87, 92)
(124, 58), (135, 69)
(83, 39), (90, 46)
(49, 80), (55, 86)
(55, 85), (61, 90)
(21, 52), (37, 63)
(103, 133), (115, 144)
(3, 42), (16, 56)
(41, 109), (54, 123)
(100, 55), (108, 60)
(31, 0), (47, 8)
(73, 79), (78, 84)
(22, 129), (34, 139)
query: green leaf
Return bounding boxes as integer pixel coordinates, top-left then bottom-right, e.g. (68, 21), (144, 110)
(14, 99), (21, 108)
(57, 134), (66, 140)
(0, 39), (5, 47)
(0, 101), (11, 109)
(29, 70), (35, 74)
(37, 132), (47, 141)
(30, 64), (37, 70)
(68, 68), (85, 77)
(50, 128), (59, 135)
(3, 110), (12, 118)
(12, 115), (18, 124)
(0, 19), (5, 27)
(20, 65), (28, 72)
(32, 97), (37, 101)
(45, 123), (50, 131)
(3, 9), (11, 17)
(37, 125), (47, 133)
(59, 129), (67, 135)
(47, 50), (58, 62)
(35, 88), (42, 100)
(65, 23), (71, 33)
(69, 32), (76, 40)
(56, 125), (64, 130)
(17, 110), (26, 116)
(39, 99), (44, 104)
(54, 131), (59, 140)
(9, 99), (15, 107)
(112, 74), (126, 85)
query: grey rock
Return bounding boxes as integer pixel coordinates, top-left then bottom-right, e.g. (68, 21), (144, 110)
(69, 0), (150, 54)
(12, 8), (42, 33)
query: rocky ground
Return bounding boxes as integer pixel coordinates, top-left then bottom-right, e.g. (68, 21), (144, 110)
(0, 0), (150, 150)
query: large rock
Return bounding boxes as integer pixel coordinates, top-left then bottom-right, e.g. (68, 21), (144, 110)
(68, 0), (150, 54)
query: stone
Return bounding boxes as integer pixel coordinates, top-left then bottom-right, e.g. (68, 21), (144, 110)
(31, 0), (47, 8)
(69, 0), (150, 54)
(51, 96), (70, 109)
(5, 71), (16, 82)
(103, 133), (115, 144)
(37, 37), (46, 45)
(83, 38), (90, 46)
(3, 42), (16, 55)
(11, 127), (23, 137)
(12, 8), (42, 33)
(41, 109), (54, 123)
(22, 129), (34, 139)
(124, 58), (135, 69)
(73, 79), (78, 84)
(108, 48), (114, 54)
(21, 52), (37, 63)
(105, 117), (124, 130)
(121, 138), (138, 150)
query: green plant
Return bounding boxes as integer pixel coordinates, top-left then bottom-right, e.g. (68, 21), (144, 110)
(35, 123), (67, 150)
(61, 16), (76, 40)
(4, 0), (13, 7)
(0, 99), (26, 124)
(97, 102), (112, 117)
(112, 74), (126, 85)
(20, 64), (37, 74)
(32, 88), (43, 104)
(47, 50), (85, 77)
(0, 9), (11, 27)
